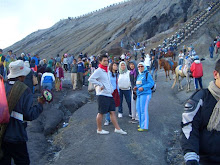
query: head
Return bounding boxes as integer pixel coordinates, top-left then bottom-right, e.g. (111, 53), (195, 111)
(8, 60), (31, 81)
(21, 53), (25, 58)
(39, 60), (44, 66)
(137, 62), (147, 73)
(129, 62), (135, 70)
(56, 62), (61, 68)
(119, 61), (127, 71)
(99, 54), (108, 66)
(8, 50), (12, 55)
(78, 57), (82, 61)
(73, 59), (77, 64)
(57, 54), (59, 57)
(93, 56), (96, 61)
(109, 62), (118, 75)
(152, 56), (155, 60)
(214, 59), (220, 88)
(45, 67), (52, 73)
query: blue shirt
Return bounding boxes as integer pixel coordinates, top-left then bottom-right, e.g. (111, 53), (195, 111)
(77, 62), (85, 73)
(136, 71), (154, 96)
(108, 72), (119, 92)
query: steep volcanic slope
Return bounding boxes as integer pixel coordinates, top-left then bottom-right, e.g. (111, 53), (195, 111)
(5, 0), (212, 58)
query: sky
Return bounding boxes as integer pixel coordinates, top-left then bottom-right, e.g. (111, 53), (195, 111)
(0, 0), (123, 49)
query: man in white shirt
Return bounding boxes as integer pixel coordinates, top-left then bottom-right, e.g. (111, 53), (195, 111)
(88, 54), (127, 135)
(178, 50), (184, 65)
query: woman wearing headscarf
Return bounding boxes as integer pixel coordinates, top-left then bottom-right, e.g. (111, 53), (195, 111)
(129, 61), (139, 123)
(118, 61), (131, 118)
(134, 62), (154, 131)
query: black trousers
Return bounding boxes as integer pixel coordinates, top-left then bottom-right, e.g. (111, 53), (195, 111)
(0, 141), (30, 165)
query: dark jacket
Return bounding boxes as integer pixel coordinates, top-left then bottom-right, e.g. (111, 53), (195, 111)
(71, 64), (78, 73)
(4, 81), (43, 143)
(24, 70), (34, 93)
(91, 60), (98, 69)
(150, 59), (158, 70)
(181, 89), (220, 164)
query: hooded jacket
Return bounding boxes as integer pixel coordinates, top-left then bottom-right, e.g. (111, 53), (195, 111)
(190, 60), (203, 78)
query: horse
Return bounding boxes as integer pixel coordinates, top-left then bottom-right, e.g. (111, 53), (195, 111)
(158, 58), (178, 81)
(160, 51), (176, 60)
(164, 51), (176, 60)
(171, 58), (193, 92)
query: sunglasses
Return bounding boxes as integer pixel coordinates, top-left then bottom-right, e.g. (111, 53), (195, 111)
(138, 66), (144, 68)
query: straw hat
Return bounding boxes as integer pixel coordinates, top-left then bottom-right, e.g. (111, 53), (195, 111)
(8, 60), (31, 79)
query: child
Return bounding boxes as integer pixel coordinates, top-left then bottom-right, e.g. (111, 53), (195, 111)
(55, 62), (64, 91)
(41, 67), (55, 91)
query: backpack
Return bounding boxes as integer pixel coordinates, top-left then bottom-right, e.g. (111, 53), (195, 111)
(146, 72), (156, 93)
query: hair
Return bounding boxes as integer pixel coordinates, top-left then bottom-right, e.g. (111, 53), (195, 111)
(57, 54), (59, 57)
(215, 59), (220, 73)
(99, 54), (108, 62)
(45, 67), (52, 73)
(0, 49), (2, 52)
(73, 59), (77, 62)
(109, 62), (118, 77)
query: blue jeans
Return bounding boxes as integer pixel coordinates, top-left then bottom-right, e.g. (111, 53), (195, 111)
(151, 68), (157, 81)
(42, 83), (53, 91)
(194, 77), (203, 89)
(178, 59), (183, 65)
(210, 51), (213, 58)
(119, 89), (131, 115)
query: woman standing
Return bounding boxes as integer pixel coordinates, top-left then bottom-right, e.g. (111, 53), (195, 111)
(104, 62), (120, 125)
(118, 61), (131, 118)
(55, 62), (64, 91)
(134, 62), (154, 132)
(129, 61), (139, 123)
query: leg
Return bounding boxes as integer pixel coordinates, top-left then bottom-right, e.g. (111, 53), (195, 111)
(136, 96), (141, 125)
(96, 113), (103, 131)
(73, 73), (77, 90)
(105, 112), (110, 122)
(124, 90), (131, 115)
(155, 70), (157, 81)
(118, 89), (123, 114)
(131, 91), (137, 119)
(140, 94), (151, 129)
(194, 78), (199, 90)
(110, 111), (120, 130)
(165, 70), (168, 81)
(198, 77), (203, 89)
(71, 73), (74, 89)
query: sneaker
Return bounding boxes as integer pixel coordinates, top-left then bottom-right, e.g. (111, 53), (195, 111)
(138, 128), (148, 132)
(138, 125), (140, 128)
(97, 129), (109, 135)
(104, 120), (110, 126)
(114, 129), (127, 135)
(129, 119), (138, 124)
(118, 113), (123, 118)
(129, 114), (132, 118)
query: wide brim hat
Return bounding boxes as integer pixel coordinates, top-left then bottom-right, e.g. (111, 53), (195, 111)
(8, 60), (31, 79)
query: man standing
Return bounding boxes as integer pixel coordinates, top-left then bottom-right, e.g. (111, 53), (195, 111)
(150, 56), (158, 82)
(209, 44), (214, 58)
(91, 56), (98, 69)
(190, 55), (203, 91)
(88, 54), (127, 135)
(181, 59), (220, 165)
(77, 57), (84, 90)
(0, 60), (45, 164)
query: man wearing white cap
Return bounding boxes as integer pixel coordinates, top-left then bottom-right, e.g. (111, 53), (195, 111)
(0, 60), (45, 165)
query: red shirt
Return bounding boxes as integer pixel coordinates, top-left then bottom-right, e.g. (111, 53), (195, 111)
(190, 60), (203, 78)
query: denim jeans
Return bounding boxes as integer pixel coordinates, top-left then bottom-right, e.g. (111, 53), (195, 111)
(151, 68), (157, 81)
(194, 77), (203, 89)
(119, 89), (131, 115)
(210, 51), (213, 58)
(42, 83), (53, 91)
(178, 59), (183, 65)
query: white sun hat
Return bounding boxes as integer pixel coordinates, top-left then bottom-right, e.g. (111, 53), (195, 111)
(8, 60), (31, 79)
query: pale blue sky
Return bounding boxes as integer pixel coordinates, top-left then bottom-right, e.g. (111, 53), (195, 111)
(0, 0), (123, 49)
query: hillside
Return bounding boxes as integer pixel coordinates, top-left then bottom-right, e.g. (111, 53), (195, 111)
(4, 0), (216, 59)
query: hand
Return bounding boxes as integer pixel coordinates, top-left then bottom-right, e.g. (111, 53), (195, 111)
(100, 86), (104, 90)
(138, 87), (144, 91)
(133, 86), (137, 91)
(38, 97), (46, 104)
(186, 160), (199, 165)
(0, 75), (3, 79)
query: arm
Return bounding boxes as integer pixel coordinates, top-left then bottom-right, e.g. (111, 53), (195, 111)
(181, 91), (204, 164)
(88, 69), (103, 87)
(142, 73), (154, 91)
(41, 74), (44, 86)
(22, 89), (44, 121)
